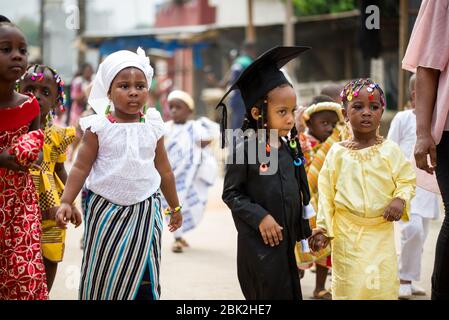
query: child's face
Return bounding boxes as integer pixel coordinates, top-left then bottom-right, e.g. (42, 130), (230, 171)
(306, 110), (339, 143)
(266, 85), (297, 137)
(109, 67), (148, 115)
(169, 99), (192, 124)
(82, 65), (93, 80)
(0, 25), (27, 82)
(343, 87), (383, 135)
(20, 68), (59, 119)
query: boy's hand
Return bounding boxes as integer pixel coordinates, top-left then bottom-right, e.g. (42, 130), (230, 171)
(168, 211), (183, 232)
(383, 198), (405, 222)
(308, 229), (330, 252)
(259, 214), (283, 247)
(56, 203), (82, 229)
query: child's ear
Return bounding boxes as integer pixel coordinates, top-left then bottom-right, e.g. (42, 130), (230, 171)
(250, 107), (260, 121)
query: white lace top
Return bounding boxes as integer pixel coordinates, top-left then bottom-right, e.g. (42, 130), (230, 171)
(79, 108), (165, 206)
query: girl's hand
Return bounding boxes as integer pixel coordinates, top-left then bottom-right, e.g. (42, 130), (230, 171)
(308, 229), (330, 252)
(56, 203), (72, 229)
(258, 214), (283, 247)
(43, 207), (59, 221)
(56, 203), (82, 229)
(0, 150), (27, 171)
(71, 206), (83, 228)
(383, 198), (405, 222)
(168, 211), (183, 232)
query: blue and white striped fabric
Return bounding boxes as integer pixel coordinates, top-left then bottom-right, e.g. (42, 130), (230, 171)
(79, 191), (163, 300)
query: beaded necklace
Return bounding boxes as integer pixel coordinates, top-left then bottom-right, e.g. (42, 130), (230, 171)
(344, 135), (384, 161)
(106, 111), (145, 123)
(105, 104), (147, 123)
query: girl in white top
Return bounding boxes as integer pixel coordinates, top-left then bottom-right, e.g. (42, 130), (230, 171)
(56, 48), (182, 300)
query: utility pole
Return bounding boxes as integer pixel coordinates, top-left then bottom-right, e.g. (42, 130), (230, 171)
(39, 0), (45, 62)
(398, 0), (409, 110)
(246, 0), (256, 43)
(284, 0), (295, 76)
(77, 0), (86, 68)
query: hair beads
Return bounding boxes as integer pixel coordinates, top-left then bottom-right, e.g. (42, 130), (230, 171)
(340, 78), (386, 107)
(17, 65), (67, 109)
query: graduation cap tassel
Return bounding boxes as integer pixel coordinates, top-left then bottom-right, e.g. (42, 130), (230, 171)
(216, 102), (227, 149)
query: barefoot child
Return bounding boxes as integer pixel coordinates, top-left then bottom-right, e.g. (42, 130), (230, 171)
(56, 47), (182, 300)
(0, 17), (48, 299)
(18, 64), (78, 292)
(219, 46), (312, 299)
(310, 78), (416, 300)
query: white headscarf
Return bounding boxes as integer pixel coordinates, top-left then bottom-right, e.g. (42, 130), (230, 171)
(167, 90), (195, 110)
(88, 47), (154, 115)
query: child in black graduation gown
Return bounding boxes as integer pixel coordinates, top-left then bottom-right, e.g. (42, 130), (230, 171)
(217, 46), (312, 300)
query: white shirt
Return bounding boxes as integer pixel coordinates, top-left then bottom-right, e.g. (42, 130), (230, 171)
(79, 108), (164, 206)
(388, 109), (440, 219)
(388, 109), (416, 160)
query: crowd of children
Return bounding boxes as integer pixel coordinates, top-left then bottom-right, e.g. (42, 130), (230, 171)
(0, 11), (445, 301)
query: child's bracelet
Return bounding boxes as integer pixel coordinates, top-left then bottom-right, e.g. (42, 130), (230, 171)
(164, 205), (182, 216)
(395, 197), (406, 208)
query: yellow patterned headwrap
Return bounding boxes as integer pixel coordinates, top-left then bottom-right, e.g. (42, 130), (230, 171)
(303, 102), (344, 123)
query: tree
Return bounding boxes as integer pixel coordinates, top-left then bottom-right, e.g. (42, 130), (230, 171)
(16, 17), (39, 47)
(292, 0), (356, 16)
(291, 0), (398, 17)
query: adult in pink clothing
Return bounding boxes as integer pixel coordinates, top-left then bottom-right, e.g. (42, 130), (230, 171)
(402, 0), (449, 300)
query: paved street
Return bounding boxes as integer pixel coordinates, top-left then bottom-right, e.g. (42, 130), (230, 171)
(50, 176), (442, 300)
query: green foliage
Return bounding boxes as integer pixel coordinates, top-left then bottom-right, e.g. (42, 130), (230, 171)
(16, 17), (39, 47)
(292, 0), (357, 16)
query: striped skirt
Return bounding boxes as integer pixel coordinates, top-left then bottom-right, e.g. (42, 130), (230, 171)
(79, 191), (163, 300)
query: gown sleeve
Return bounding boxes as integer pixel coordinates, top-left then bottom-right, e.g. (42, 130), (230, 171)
(56, 126), (77, 163)
(222, 160), (268, 231)
(389, 143), (416, 221)
(316, 147), (336, 238)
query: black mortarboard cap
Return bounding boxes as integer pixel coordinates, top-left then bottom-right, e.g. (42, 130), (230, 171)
(216, 46), (311, 147)
(0, 15), (12, 23)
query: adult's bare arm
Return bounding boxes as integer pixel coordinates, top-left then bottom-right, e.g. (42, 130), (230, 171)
(414, 66), (440, 174)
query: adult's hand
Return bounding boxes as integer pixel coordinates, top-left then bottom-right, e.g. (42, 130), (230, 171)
(414, 66), (440, 175)
(414, 133), (437, 174)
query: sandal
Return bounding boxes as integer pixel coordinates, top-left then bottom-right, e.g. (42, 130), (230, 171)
(171, 240), (183, 253)
(178, 238), (189, 248)
(312, 289), (332, 300)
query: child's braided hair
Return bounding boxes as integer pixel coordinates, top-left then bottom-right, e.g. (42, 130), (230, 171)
(17, 64), (66, 108)
(340, 78), (386, 108)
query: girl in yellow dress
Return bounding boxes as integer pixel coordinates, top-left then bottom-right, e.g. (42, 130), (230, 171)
(309, 78), (416, 300)
(18, 65), (78, 291)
